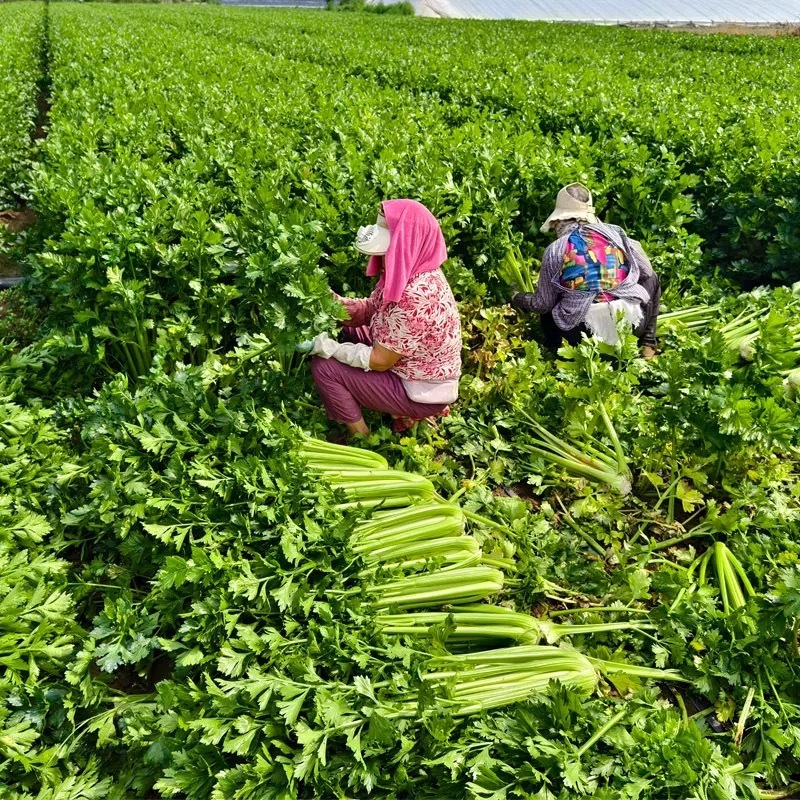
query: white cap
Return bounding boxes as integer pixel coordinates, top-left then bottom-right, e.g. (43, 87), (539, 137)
(354, 213), (391, 255)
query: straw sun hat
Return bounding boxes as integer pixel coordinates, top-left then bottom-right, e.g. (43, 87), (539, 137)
(540, 183), (598, 233)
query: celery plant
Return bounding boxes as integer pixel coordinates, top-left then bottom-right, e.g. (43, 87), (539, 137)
(376, 605), (655, 646)
(515, 402), (632, 495)
(497, 244), (537, 293)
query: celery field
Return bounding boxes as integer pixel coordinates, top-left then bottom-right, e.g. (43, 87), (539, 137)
(2, 2), (800, 798)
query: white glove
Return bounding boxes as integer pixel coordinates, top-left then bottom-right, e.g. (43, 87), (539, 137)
(310, 333), (372, 371)
(309, 332), (341, 358)
(332, 342), (372, 371)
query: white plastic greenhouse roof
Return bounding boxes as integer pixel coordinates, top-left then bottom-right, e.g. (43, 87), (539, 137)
(408, 0), (800, 23)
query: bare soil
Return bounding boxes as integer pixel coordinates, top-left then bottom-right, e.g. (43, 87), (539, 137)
(0, 208), (37, 234)
(637, 22), (800, 36)
(33, 91), (50, 142)
(0, 208), (37, 278)
(0, 256), (20, 278)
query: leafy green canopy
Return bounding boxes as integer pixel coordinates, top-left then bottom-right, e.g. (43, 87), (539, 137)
(2, 4), (800, 799)
(12, 3), (800, 394)
(0, 3), (43, 209)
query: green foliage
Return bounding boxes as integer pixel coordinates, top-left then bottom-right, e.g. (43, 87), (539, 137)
(367, 1), (415, 14)
(2, 4), (800, 798)
(0, 3), (42, 206)
(0, 286), (41, 349)
(17, 1), (800, 394)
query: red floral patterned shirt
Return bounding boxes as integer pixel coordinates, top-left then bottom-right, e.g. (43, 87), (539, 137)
(342, 270), (462, 382)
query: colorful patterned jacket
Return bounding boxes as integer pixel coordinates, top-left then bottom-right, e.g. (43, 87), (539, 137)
(512, 221), (655, 331)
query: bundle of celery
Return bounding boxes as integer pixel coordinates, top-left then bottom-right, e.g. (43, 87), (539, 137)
(351, 504), (465, 543)
(700, 541), (756, 617)
(376, 604), (655, 646)
(368, 565), (505, 610)
(497, 244), (537, 293)
(421, 646), (598, 715)
(418, 646), (685, 717)
(325, 469), (436, 510)
(361, 535), (481, 572)
(300, 435), (436, 510)
(515, 403), (631, 495)
(720, 309), (763, 361)
(719, 308), (800, 363)
(660, 304), (800, 367)
(671, 541), (756, 623)
(659, 305), (717, 332)
(300, 435), (389, 471)
(301, 438), (505, 608)
(352, 504), (477, 570)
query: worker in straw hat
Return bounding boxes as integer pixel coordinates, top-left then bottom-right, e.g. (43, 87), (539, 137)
(302, 199), (461, 438)
(511, 183), (660, 358)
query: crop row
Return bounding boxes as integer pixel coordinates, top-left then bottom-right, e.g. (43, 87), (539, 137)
(0, 2), (43, 207)
(25, 5), (800, 382)
(102, 4), (800, 286)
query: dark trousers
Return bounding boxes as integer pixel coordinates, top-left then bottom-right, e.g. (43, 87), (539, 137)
(543, 273), (661, 349)
(637, 271), (661, 347)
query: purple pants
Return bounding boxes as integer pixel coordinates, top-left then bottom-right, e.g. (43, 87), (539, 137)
(310, 326), (448, 424)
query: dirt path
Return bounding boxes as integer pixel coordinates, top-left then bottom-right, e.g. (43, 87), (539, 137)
(0, 208), (37, 235)
(0, 209), (37, 278)
(633, 22), (800, 36)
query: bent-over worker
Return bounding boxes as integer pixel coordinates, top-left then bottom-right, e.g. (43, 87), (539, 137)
(306, 199), (462, 437)
(512, 183), (660, 358)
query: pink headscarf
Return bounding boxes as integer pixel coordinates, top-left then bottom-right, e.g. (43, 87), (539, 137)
(366, 199), (448, 305)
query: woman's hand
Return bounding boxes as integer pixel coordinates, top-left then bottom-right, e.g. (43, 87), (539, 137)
(333, 291), (378, 328)
(330, 289), (354, 323)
